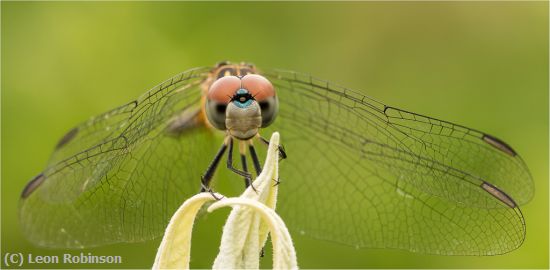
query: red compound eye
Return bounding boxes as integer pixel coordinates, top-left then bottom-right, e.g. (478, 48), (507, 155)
(241, 74), (275, 101)
(207, 76), (241, 103)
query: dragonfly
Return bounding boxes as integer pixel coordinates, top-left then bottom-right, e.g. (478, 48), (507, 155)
(20, 61), (533, 255)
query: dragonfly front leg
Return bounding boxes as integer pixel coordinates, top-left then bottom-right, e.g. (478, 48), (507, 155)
(200, 137), (229, 193)
(259, 135), (287, 159)
(238, 140), (254, 189)
(248, 143), (262, 176)
(226, 137), (253, 187)
(255, 137), (284, 187)
(240, 154), (252, 188)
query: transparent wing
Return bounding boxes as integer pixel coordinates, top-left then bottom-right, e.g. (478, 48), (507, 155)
(19, 67), (218, 248)
(262, 69), (533, 255)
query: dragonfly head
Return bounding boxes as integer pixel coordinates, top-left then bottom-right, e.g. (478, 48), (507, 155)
(205, 74), (279, 140)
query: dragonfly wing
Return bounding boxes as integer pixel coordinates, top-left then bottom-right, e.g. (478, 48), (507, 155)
(19, 67), (217, 248)
(263, 69), (532, 255)
(383, 106), (533, 205)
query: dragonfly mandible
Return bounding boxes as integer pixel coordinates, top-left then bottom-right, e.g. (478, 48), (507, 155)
(19, 61), (533, 255)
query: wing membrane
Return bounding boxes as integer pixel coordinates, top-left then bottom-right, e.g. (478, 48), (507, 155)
(19, 67), (217, 247)
(45, 67), (210, 167)
(262, 69), (532, 255)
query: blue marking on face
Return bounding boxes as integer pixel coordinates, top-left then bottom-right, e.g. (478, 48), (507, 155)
(232, 89), (254, 108)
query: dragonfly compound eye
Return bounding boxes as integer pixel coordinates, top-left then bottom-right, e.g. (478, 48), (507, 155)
(206, 76), (241, 130)
(241, 74), (278, 127)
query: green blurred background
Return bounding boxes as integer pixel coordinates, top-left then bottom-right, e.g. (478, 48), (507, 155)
(1, 2), (548, 268)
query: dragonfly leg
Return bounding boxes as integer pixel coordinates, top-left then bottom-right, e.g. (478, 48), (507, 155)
(249, 144), (280, 188)
(226, 138), (253, 185)
(249, 144), (262, 176)
(240, 154), (251, 188)
(251, 140), (282, 187)
(200, 138), (229, 193)
(258, 135), (287, 160)
(239, 153), (258, 193)
(239, 140), (258, 192)
(238, 140), (253, 190)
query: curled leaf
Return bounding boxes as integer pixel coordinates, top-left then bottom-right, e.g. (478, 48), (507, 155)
(153, 132), (297, 269)
(209, 197), (298, 270)
(153, 192), (220, 269)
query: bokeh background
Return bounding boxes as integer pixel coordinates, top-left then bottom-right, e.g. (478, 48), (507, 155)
(1, 2), (548, 269)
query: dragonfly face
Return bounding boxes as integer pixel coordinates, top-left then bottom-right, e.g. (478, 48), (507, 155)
(19, 61), (533, 256)
(204, 65), (278, 140)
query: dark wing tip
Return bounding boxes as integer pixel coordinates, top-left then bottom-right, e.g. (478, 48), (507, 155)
(21, 173), (46, 199)
(55, 127), (79, 149)
(482, 134), (517, 157)
(481, 181), (517, 208)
